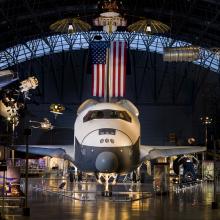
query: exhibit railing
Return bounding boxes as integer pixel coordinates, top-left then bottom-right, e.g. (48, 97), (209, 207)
(32, 178), (153, 202)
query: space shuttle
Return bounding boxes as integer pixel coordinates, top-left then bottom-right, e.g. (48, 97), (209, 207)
(73, 99), (206, 174)
(13, 40), (206, 195)
(15, 98), (206, 194)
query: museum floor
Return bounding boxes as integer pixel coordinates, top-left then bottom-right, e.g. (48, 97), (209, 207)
(2, 178), (220, 220)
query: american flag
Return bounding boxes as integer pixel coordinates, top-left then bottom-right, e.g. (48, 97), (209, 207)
(109, 41), (127, 97)
(90, 41), (109, 97)
(90, 41), (127, 97)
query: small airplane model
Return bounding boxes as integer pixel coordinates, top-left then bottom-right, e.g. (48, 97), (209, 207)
(15, 99), (206, 196)
(29, 118), (54, 130)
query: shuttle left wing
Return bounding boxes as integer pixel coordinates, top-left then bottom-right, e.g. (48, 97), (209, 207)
(140, 145), (206, 162)
(13, 145), (75, 165)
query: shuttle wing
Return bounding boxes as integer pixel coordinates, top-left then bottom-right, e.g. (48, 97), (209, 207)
(140, 145), (206, 162)
(13, 145), (75, 166)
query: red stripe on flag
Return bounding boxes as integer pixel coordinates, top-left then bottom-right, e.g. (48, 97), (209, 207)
(92, 64), (106, 97)
(118, 42), (121, 97)
(92, 65), (94, 96)
(109, 41), (127, 98)
(113, 42), (116, 97)
(123, 42), (127, 97)
(102, 65), (105, 97)
(96, 65), (99, 97)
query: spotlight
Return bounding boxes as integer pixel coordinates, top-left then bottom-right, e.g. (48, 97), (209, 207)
(68, 24), (74, 33)
(146, 24), (151, 32)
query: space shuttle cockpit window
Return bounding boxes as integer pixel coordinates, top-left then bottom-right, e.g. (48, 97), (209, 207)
(83, 110), (131, 123)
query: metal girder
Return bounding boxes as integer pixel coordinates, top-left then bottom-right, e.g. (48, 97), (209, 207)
(0, 32), (219, 73)
(23, 0), (53, 51)
(24, 0), (45, 34)
(196, 8), (220, 44)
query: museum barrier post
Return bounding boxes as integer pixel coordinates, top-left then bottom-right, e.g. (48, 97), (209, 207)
(212, 139), (218, 209)
(23, 128), (31, 216)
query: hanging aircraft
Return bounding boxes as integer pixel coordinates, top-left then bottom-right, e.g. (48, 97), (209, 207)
(15, 98), (206, 196)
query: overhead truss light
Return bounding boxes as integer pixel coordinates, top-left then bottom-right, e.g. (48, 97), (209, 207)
(68, 24), (74, 32)
(50, 18), (91, 33)
(128, 19), (170, 34)
(146, 24), (151, 32)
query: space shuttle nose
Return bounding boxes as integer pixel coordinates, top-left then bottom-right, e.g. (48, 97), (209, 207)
(95, 152), (118, 173)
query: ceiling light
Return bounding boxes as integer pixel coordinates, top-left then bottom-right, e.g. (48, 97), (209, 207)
(128, 19), (170, 34)
(50, 18), (91, 33)
(68, 24), (74, 33)
(146, 24), (151, 32)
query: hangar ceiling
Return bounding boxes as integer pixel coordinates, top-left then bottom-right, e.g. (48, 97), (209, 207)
(0, 0), (219, 50)
(0, 0), (219, 107)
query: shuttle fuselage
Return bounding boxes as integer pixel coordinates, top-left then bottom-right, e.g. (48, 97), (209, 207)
(74, 102), (140, 174)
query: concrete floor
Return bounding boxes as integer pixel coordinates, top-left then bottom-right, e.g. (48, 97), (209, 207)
(2, 178), (220, 220)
